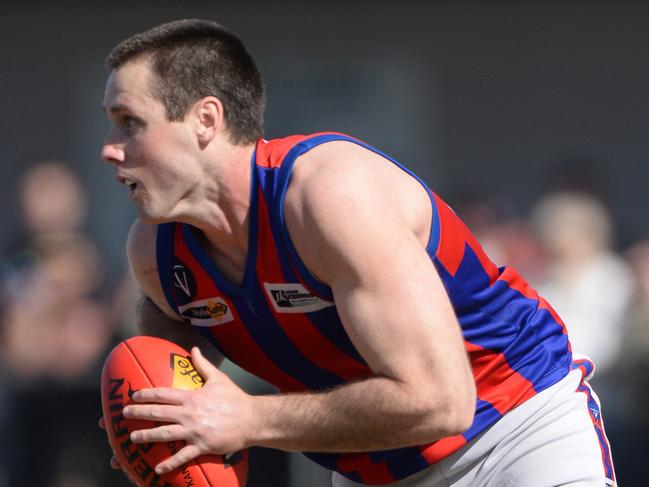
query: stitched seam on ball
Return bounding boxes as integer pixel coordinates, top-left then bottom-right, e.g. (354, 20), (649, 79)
(194, 458), (212, 486)
(122, 340), (155, 388)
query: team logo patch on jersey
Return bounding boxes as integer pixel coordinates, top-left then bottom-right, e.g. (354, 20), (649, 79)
(177, 297), (234, 326)
(171, 259), (197, 303)
(263, 283), (334, 313)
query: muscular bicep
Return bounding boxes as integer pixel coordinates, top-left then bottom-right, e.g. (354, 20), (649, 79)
(285, 145), (473, 400)
(326, 210), (462, 386)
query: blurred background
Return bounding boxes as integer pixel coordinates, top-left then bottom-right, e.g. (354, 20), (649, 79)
(1, 1), (648, 485)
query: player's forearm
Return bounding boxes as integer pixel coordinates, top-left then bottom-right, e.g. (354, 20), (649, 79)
(248, 374), (473, 453)
(137, 296), (224, 366)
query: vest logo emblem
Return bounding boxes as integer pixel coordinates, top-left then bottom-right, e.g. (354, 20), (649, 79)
(177, 297), (234, 326)
(171, 260), (196, 302)
(263, 283), (334, 313)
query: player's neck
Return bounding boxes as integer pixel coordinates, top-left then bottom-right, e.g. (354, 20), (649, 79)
(183, 141), (256, 271)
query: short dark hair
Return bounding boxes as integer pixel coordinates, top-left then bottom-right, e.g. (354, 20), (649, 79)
(106, 19), (265, 145)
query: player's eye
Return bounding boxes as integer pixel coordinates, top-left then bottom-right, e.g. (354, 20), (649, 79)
(120, 116), (141, 135)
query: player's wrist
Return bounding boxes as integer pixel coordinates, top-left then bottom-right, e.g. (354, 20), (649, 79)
(245, 394), (289, 450)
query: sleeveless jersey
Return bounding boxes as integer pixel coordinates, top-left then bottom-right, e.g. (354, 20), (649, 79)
(157, 133), (574, 485)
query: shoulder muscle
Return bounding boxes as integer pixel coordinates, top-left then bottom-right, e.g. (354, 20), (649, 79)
(126, 219), (181, 321)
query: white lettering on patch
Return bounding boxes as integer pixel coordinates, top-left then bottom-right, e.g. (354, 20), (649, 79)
(264, 283), (334, 313)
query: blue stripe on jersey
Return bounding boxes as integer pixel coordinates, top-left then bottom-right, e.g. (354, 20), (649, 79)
(156, 222), (180, 314)
(300, 306), (368, 365)
(339, 471), (364, 483)
(305, 441), (428, 481)
(371, 448), (429, 480)
(437, 245), (571, 390)
(426, 198), (441, 256)
(239, 279), (347, 390)
(462, 399), (503, 442)
(367, 447), (417, 464)
(303, 452), (339, 471)
(572, 357), (595, 378)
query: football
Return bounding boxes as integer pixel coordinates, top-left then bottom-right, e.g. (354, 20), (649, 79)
(100, 336), (248, 487)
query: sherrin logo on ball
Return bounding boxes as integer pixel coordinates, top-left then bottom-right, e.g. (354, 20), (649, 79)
(100, 336), (248, 487)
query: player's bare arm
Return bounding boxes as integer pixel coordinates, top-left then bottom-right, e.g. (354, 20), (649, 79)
(123, 141), (476, 474)
(248, 141), (476, 451)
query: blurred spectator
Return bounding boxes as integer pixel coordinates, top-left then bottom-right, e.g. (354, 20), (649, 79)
(19, 160), (87, 239)
(619, 239), (649, 424)
(453, 193), (545, 282)
(530, 190), (632, 375)
(2, 235), (110, 383)
(0, 161), (120, 486)
(1, 161), (111, 384)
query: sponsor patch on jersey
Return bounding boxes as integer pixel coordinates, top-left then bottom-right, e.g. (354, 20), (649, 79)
(177, 297), (234, 326)
(263, 282), (334, 313)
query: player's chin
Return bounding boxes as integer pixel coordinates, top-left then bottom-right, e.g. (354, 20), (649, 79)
(136, 206), (175, 225)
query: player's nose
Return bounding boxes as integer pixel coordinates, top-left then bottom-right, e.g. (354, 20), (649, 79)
(101, 132), (125, 165)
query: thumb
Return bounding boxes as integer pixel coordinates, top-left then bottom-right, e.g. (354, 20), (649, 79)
(191, 346), (221, 382)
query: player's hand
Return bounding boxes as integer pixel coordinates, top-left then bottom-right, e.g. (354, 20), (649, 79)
(98, 417), (123, 470)
(122, 346), (254, 475)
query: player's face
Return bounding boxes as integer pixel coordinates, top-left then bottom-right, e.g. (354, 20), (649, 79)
(101, 59), (201, 224)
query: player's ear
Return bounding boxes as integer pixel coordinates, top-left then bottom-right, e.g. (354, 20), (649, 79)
(194, 96), (224, 147)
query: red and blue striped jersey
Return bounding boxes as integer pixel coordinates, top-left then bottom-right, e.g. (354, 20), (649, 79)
(156, 133), (573, 485)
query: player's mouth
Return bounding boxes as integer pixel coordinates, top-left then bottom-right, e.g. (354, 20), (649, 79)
(117, 176), (138, 196)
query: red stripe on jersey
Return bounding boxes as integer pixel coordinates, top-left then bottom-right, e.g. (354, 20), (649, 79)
(336, 452), (372, 471)
(419, 435), (467, 464)
(336, 454), (395, 484)
(433, 194), (499, 283)
(255, 132), (350, 168)
(466, 341), (536, 413)
(174, 225), (305, 392)
(256, 191), (372, 381)
(497, 266), (538, 300)
(356, 463), (395, 485)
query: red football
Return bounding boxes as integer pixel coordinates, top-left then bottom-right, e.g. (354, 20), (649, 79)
(100, 336), (248, 487)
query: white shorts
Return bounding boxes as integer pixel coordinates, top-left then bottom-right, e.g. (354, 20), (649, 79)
(332, 368), (615, 487)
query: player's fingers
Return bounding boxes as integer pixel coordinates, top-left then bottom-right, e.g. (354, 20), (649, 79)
(99, 416), (106, 430)
(191, 346), (220, 381)
(155, 444), (201, 475)
(131, 387), (186, 404)
(122, 403), (179, 422)
(130, 424), (186, 444)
